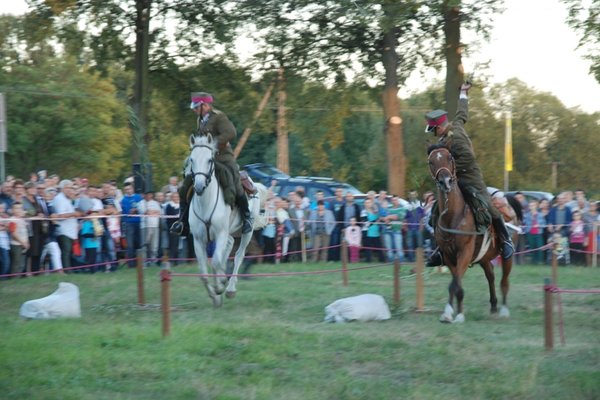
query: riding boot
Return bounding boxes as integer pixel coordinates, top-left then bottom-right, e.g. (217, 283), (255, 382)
(426, 247), (444, 267)
(237, 194), (253, 234)
(170, 199), (190, 236)
(493, 216), (514, 259)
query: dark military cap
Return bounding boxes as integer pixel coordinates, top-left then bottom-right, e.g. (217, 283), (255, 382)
(424, 109), (448, 132)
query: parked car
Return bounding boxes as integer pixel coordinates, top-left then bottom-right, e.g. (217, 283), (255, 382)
(273, 176), (363, 199)
(505, 190), (555, 203)
(242, 163), (290, 186)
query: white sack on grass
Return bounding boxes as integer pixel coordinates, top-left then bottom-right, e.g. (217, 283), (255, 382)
(19, 282), (81, 319)
(324, 294), (391, 323)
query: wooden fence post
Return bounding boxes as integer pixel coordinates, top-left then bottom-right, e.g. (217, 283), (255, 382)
(341, 240), (349, 287)
(415, 247), (425, 311)
(552, 241), (558, 285)
(136, 249), (145, 305)
(161, 269), (172, 337)
(301, 231), (307, 263)
(393, 259), (400, 306)
(544, 278), (554, 351)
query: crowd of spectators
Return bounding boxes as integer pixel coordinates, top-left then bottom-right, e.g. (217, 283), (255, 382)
(0, 169), (596, 279)
(518, 189), (599, 266)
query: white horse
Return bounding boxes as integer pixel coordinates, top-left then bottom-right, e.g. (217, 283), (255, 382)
(186, 134), (267, 307)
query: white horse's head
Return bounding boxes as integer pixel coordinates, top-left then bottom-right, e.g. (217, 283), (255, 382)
(189, 134), (216, 196)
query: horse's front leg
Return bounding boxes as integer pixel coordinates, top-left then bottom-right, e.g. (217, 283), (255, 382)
(440, 265), (457, 323)
(211, 232), (232, 295)
(194, 239), (222, 307)
(480, 261), (498, 313)
(226, 232), (251, 298)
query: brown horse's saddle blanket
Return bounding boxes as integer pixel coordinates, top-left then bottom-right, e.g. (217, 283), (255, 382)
(462, 185), (492, 232)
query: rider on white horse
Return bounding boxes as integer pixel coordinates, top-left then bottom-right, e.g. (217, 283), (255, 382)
(424, 83), (514, 267)
(170, 92), (253, 236)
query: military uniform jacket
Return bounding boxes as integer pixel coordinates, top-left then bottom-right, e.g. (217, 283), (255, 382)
(196, 109), (236, 163)
(438, 98), (486, 194)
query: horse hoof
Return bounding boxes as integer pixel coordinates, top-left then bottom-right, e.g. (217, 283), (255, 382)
(226, 291), (236, 299)
(212, 295), (223, 308)
(499, 306), (510, 318)
(439, 314), (453, 323)
(453, 313), (465, 323)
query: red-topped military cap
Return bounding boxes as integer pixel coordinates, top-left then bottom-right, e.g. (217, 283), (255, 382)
(424, 109), (448, 132)
(190, 92), (213, 109)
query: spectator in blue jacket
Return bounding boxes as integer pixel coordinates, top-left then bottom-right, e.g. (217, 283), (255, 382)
(120, 182), (143, 267)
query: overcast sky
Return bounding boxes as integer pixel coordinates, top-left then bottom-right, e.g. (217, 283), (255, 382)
(3, 0), (600, 113)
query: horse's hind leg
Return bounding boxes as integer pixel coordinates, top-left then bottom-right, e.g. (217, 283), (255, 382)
(480, 261), (498, 314)
(451, 276), (466, 323)
(499, 258), (512, 318)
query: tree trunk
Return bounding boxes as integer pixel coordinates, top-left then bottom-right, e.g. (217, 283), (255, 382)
(381, 28), (405, 197)
(276, 67), (289, 174)
(131, 0), (151, 165)
(444, 3), (463, 118)
(234, 79), (276, 159)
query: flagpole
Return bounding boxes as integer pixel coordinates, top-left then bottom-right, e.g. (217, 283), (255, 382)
(504, 110), (512, 192)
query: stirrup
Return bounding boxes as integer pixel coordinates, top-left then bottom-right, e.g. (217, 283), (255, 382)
(170, 221), (188, 236)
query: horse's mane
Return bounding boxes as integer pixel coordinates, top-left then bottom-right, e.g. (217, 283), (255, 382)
(505, 194), (524, 222)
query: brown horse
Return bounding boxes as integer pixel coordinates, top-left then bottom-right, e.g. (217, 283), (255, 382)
(427, 145), (512, 323)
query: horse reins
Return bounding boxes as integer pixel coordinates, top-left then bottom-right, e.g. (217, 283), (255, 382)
(189, 143), (219, 241)
(189, 144), (215, 195)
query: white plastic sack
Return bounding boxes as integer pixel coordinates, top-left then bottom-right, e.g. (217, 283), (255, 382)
(324, 294), (391, 323)
(19, 282), (81, 319)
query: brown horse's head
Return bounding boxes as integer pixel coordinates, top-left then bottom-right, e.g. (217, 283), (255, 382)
(427, 145), (456, 193)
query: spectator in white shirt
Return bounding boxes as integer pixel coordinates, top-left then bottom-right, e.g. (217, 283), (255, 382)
(51, 180), (82, 269)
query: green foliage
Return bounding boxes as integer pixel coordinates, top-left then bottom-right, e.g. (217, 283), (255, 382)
(562, 0), (600, 83)
(0, 58), (129, 181)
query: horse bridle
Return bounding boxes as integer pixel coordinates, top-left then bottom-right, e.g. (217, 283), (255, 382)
(189, 142), (219, 241)
(428, 148), (456, 183)
(189, 143), (215, 196)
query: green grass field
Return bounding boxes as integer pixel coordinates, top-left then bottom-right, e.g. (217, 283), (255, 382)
(0, 261), (598, 400)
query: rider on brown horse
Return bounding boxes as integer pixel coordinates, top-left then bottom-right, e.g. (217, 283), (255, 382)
(425, 83), (514, 266)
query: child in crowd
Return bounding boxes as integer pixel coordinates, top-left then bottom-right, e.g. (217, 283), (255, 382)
(79, 200), (101, 273)
(344, 217), (362, 263)
(9, 202), (29, 275)
(261, 215), (277, 264)
(569, 210), (586, 266)
(550, 232), (570, 265)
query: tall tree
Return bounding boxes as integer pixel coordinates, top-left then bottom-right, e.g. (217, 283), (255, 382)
(562, 0), (600, 83)
(232, 0), (503, 196)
